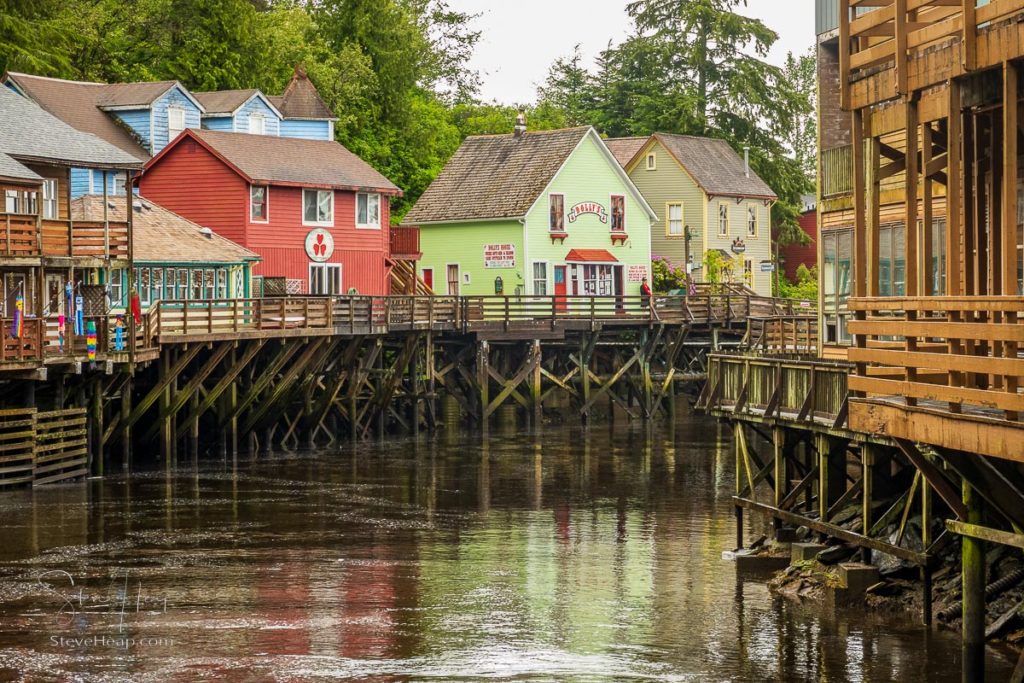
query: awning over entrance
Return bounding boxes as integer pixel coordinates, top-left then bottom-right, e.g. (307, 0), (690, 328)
(565, 249), (618, 263)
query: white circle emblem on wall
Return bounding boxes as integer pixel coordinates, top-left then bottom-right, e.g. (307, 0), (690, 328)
(305, 229), (335, 263)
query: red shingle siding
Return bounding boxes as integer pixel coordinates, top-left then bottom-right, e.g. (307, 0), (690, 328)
(140, 140), (393, 295)
(139, 141), (248, 244)
(779, 210), (819, 281)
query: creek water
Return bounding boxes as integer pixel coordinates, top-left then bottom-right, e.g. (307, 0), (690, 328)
(0, 413), (1014, 682)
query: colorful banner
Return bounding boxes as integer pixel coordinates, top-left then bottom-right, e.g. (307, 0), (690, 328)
(10, 295), (23, 339)
(86, 320), (97, 361)
(75, 295), (84, 336)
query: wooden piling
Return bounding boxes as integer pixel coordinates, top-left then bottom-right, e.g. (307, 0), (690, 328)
(962, 481), (986, 683)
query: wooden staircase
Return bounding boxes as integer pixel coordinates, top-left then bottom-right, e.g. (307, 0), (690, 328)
(391, 260), (433, 295)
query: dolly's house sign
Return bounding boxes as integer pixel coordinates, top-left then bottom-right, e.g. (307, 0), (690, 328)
(567, 202), (608, 224)
(731, 238), (747, 254)
(305, 228), (335, 263)
(484, 243), (516, 268)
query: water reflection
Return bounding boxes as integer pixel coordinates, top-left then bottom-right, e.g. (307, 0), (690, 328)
(0, 415), (1014, 681)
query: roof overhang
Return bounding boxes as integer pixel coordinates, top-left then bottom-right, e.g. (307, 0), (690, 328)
(9, 153), (142, 171)
(566, 248), (619, 263)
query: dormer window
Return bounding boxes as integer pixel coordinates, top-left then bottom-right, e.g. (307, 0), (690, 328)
(249, 113), (266, 135)
(167, 106), (185, 142)
(646, 152), (656, 170)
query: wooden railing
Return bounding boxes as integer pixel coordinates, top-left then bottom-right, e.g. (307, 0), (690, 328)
(848, 296), (1024, 421)
(154, 298), (333, 337)
(389, 226), (421, 258)
(40, 219), (129, 259)
(746, 315), (819, 355)
(701, 354), (852, 428)
(0, 318), (44, 362)
(821, 145), (853, 198)
(0, 214), (39, 257)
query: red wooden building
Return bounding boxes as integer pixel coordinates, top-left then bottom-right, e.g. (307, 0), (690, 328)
(777, 198), (818, 282)
(139, 128), (401, 295)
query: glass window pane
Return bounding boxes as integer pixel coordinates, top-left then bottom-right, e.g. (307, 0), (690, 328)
(368, 194), (379, 225)
(318, 191), (331, 222)
(357, 194), (368, 224)
(823, 234), (837, 314)
(303, 190), (317, 223)
(838, 231), (852, 308)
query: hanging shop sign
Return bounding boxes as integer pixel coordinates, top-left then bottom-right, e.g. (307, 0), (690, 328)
(627, 265), (648, 283)
(731, 238), (747, 254)
(483, 243), (516, 268)
(305, 229), (335, 263)
(760, 261), (775, 273)
(567, 202), (608, 224)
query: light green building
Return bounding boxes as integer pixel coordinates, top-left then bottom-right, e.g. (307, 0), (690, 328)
(403, 126), (656, 298)
(606, 133), (778, 296)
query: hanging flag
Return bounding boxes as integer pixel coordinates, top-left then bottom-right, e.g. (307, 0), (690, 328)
(130, 292), (142, 325)
(10, 295), (23, 339)
(57, 314), (65, 352)
(114, 315), (125, 352)
(74, 295), (84, 336)
(86, 320), (97, 361)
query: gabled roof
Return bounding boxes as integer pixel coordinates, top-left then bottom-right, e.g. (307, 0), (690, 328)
(635, 133), (777, 200)
(604, 137), (649, 168)
(192, 89), (282, 118)
(403, 127), (591, 225)
(4, 73), (152, 160)
(268, 66), (335, 121)
(146, 128), (400, 194)
(0, 151), (42, 183)
(404, 126), (656, 226)
(71, 195), (259, 263)
(95, 80), (182, 108)
(0, 86), (143, 170)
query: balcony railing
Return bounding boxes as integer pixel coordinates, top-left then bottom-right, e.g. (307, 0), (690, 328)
(389, 226), (421, 259)
(1, 215), (40, 257)
(848, 296), (1024, 422)
(821, 145), (853, 198)
(0, 214), (130, 259)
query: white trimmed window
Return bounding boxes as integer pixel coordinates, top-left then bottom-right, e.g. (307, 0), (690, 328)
(167, 106), (185, 141)
(309, 263), (342, 295)
(646, 152), (656, 170)
(533, 262), (548, 295)
(113, 172), (127, 196)
(250, 185), (268, 221)
(549, 193), (565, 232)
(611, 195), (626, 232)
(42, 179), (58, 219)
(248, 113), (266, 135)
(356, 192), (381, 228)
(303, 189), (333, 226)
(718, 203), (729, 236)
(747, 205), (758, 237)
(667, 202), (683, 237)
(4, 190), (17, 214)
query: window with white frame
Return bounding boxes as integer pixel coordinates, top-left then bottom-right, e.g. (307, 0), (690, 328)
(356, 192), (380, 228)
(667, 203), (683, 236)
(250, 185), (268, 221)
(532, 262), (548, 295)
(581, 264), (614, 296)
(4, 190), (18, 213)
(108, 269), (124, 306)
(248, 113), (266, 135)
(611, 195), (626, 232)
(113, 172), (127, 196)
(167, 106), (186, 141)
(23, 191), (37, 216)
(42, 179), (58, 219)
(303, 189), (333, 225)
(216, 269), (228, 299)
(309, 263), (342, 295)
(646, 152), (656, 170)
(718, 203), (729, 236)
(747, 205), (758, 236)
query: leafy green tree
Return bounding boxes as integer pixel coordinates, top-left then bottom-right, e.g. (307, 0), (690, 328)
(782, 47), (817, 184)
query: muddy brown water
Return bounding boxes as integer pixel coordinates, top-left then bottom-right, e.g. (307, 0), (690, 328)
(0, 414), (1014, 682)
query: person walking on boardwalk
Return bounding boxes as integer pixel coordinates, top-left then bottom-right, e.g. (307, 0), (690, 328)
(640, 277), (652, 310)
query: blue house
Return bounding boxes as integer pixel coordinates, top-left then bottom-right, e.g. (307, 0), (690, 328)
(3, 73), (204, 197)
(2, 66), (336, 198)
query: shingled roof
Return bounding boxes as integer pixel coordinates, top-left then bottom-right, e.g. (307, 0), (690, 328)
(403, 127), (592, 225)
(267, 66), (335, 120)
(3, 73), (181, 160)
(149, 128), (400, 194)
(71, 195), (259, 263)
(604, 137), (649, 168)
(192, 89), (282, 117)
(0, 152), (42, 183)
(0, 86), (143, 170)
(651, 133), (777, 199)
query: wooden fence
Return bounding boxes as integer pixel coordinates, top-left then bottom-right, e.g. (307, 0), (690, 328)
(746, 315), (819, 356)
(0, 408), (88, 487)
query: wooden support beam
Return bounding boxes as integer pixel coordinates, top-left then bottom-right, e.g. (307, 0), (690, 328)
(242, 339), (330, 435)
(854, 109), (868, 298)
(893, 438), (968, 519)
(221, 341), (302, 429)
(126, 343), (203, 430)
(923, 121), (935, 293)
(962, 481), (986, 683)
(174, 340), (265, 442)
(947, 79), (963, 295)
(906, 98), (920, 296)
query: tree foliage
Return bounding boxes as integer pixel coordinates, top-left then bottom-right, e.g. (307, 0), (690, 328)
(0, 0), (814, 228)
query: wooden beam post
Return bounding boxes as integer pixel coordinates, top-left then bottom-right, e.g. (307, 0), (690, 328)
(962, 481), (986, 683)
(1003, 62), (1020, 292)
(906, 98), (920, 296)
(867, 134), (881, 297)
(120, 375), (131, 470)
(839, 0), (850, 111)
(948, 80), (963, 296)
(477, 340), (489, 431)
(922, 121), (935, 294)
(853, 110), (868, 298)
(531, 339), (542, 425)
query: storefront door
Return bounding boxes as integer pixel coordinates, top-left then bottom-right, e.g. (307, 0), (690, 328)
(553, 266), (567, 312)
(614, 265), (624, 313)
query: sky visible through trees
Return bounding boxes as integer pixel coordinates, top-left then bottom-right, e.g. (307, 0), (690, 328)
(0, 0), (815, 238)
